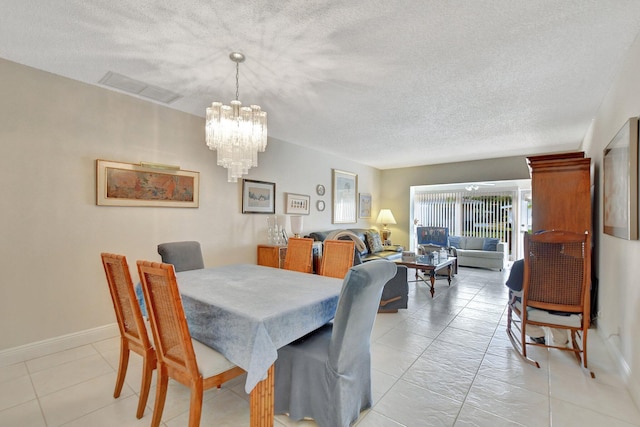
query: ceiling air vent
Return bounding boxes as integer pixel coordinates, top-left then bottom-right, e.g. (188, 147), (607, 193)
(98, 71), (182, 104)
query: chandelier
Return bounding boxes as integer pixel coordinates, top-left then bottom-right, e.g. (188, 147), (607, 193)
(205, 52), (267, 182)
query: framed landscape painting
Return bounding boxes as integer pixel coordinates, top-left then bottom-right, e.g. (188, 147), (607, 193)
(603, 117), (639, 240)
(242, 179), (276, 214)
(332, 169), (357, 224)
(96, 159), (199, 207)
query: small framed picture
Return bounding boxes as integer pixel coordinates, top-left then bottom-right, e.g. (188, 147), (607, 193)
(359, 193), (372, 218)
(285, 193), (311, 215)
(242, 179), (276, 214)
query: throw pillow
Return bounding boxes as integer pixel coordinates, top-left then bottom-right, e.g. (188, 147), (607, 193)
(482, 238), (500, 251)
(365, 231), (384, 253)
(448, 235), (462, 249)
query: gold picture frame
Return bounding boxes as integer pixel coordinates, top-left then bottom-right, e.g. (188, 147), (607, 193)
(96, 159), (199, 207)
(332, 169), (358, 224)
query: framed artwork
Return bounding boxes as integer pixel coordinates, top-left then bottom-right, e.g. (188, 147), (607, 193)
(285, 193), (311, 214)
(332, 169), (358, 224)
(603, 117), (639, 240)
(359, 193), (372, 218)
(96, 159), (199, 207)
(242, 179), (276, 214)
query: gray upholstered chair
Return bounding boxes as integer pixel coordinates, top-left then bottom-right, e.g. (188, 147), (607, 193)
(274, 260), (397, 427)
(378, 264), (408, 312)
(157, 241), (204, 272)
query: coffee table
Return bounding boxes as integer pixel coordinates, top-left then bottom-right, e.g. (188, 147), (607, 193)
(395, 256), (456, 297)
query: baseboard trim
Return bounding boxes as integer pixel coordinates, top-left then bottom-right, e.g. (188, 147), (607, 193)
(0, 323), (119, 367)
(596, 321), (639, 410)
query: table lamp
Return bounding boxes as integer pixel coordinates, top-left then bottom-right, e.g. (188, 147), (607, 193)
(290, 215), (304, 238)
(376, 209), (396, 243)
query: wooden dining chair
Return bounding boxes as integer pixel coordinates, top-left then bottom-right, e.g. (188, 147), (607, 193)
(283, 237), (314, 273)
(136, 260), (245, 427)
(319, 239), (355, 279)
(100, 253), (156, 419)
(506, 230), (593, 376)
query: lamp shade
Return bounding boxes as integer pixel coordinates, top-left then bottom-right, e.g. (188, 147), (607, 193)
(376, 209), (397, 225)
(290, 215), (304, 237)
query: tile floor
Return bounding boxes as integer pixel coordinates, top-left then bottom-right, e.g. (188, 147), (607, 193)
(1, 267), (640, 426)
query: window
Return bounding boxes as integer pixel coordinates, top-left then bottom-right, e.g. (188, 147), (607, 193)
(413, 190), (514, 254)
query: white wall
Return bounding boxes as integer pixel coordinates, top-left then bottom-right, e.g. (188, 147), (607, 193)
(0, 58), (380, 351)
(581, 32), (640, 406)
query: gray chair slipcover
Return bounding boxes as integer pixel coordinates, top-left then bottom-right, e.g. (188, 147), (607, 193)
(157, 241), (205, 272)
(274, 260), (397, 427)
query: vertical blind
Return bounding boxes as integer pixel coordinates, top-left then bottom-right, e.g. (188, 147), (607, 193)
(414, 190), (514, 252)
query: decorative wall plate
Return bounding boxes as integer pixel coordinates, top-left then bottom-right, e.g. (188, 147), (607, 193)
(316, 200), (326, 211)
(316, 184), (325, 196)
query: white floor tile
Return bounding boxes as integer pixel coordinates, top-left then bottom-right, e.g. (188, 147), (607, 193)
(30, 353), (114, 397)
(0, 399), (46, 427)
(373, 379), (462, 426)
(0, 375), (37, 412)
(465, 374), (550, 427)
(550, 397), (640, 426)
(455, 404), (528, 427)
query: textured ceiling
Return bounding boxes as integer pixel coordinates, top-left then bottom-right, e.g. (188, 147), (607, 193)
(2, 0), (640, 169)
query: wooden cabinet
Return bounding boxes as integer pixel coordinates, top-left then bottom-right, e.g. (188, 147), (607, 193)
(527, 152), (592, 234)
(257, 245), (287, 268)
(257, 242), (322, 272)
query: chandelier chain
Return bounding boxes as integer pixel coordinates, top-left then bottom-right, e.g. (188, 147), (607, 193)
(235, 61), (240, 101)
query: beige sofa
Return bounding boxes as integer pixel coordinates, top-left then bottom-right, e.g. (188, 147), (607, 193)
(449, 236), (507, 271)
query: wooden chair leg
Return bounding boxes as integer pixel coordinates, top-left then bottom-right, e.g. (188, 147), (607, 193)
(136, 352), (155, 418)
(113, 338), (129, 398)
(188, 381), (204, 427)
(150, 367), (169, 427)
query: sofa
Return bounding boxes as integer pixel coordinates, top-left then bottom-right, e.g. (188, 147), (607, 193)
(306, 228), (408, 312)
(448, 235), (508, 271)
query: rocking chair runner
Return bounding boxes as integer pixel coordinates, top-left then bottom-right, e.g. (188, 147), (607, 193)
(506, 230), (593, 376)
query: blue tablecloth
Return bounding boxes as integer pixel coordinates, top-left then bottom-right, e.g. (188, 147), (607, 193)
(137, 264), (342, 393)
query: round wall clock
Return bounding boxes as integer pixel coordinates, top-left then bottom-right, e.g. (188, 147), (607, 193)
(316, 184), (325, 196)
(316, 200), (326, 211)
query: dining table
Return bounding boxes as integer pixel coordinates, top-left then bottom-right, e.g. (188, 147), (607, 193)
(146, 263), (343, 427)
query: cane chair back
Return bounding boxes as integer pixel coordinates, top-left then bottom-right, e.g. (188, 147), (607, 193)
(136, 261), (244, 427)
(506, 230), (592, 375)
(320, 240), (355, 279)
(100, 253), (156, 419)
(283, 237), (314, 273)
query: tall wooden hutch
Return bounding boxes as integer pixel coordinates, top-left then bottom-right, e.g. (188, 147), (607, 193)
(526, 152), (592, 234)
(527, 151), (595, 321)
